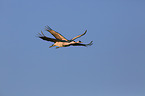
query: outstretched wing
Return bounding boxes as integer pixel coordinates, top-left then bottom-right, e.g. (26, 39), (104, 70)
(45, 25), (68, 41)
(70, 41), (93, 47)
(38, 31), (60, 43)
(71, 30), (87, 40)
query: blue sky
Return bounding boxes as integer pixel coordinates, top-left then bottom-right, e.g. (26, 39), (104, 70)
(0, 0), (145, 96)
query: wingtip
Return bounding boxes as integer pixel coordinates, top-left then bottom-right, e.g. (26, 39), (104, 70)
(82, 30), (87, 35)
(84, 30), (87, 34)
(41, 31), (45, 36)
(45, 25), (52, 31)
(37, 32), (42, 37)
(37, 31), (46, 38)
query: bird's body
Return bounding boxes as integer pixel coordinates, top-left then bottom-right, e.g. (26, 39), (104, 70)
(38, 26), (93, 49)
(53, 42), (69, 47)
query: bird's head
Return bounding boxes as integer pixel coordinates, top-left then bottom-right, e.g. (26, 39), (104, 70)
(69, 40), (82, 44)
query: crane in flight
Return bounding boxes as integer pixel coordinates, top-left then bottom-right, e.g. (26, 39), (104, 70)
(38, 26), (93, 49)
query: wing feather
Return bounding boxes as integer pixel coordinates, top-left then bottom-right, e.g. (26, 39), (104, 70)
(45, 25), (68, 41)
(71, 30), (87, 40)
(38, 31), (60, 42)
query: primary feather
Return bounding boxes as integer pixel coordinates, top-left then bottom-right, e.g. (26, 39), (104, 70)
(45, 25), (68, 41)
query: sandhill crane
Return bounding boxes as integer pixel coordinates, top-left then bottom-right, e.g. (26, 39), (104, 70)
(38, 26), (93, 49)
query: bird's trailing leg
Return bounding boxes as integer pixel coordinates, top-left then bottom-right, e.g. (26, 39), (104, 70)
(56, 47), (60, 49)
(49, 44), (55, 48)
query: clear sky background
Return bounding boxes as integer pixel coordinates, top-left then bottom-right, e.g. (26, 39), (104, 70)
(0, 0), (145, 96)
